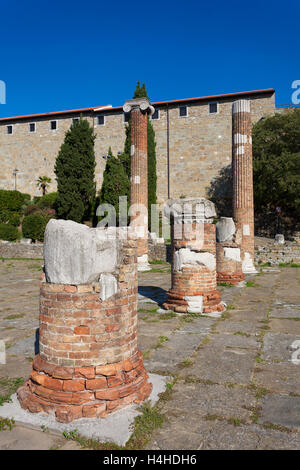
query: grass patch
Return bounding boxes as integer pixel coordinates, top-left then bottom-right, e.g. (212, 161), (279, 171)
(246, 281), (255, 287)
(0, 377), (24, 406)
(4, 313), (25, 320)
(158, 311), (177, 320)
(262, 422), (292, 433)
(0, 417), (15, 431)
(248, 382), (269, 399)
(148, 268), (171, 273)
(234, 331), (250, 337)
(0, 257), (43, 261)
(217, 282), (233, 288)
(226, 304), (235, 310)
(155, 336), (169, 349)
(178, 359), (194, 368)
(278, 263), (300, 268)
(149, 260), (170, 265)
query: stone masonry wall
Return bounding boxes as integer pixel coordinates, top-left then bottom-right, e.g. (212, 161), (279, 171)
(0, 92), (275, 204)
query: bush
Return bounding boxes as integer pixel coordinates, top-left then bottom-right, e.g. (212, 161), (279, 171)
(0, 223), (20, 241)
(0, 210), (21, 227)
(24, 204), (40, 216)
(22, 214), (49, 242)
(0, 190), (31, 212)
(36, 192), (58, 209)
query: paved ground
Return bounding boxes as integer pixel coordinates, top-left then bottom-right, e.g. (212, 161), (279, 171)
(0, 259), (299, 450)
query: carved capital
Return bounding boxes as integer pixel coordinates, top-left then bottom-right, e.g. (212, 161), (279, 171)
(123, 98), (155, 116)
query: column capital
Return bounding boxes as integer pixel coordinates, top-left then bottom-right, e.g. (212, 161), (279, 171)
(123, 98), (155, 115)
(232, 99), (251, 114)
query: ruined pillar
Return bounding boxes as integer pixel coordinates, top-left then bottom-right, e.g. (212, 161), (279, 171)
(163, 198), (225, 315)
(232, 99), (257, 274)
(123, 98), (155, 271)
(216, 217), (245, 285)
(17, 220), (152, 423)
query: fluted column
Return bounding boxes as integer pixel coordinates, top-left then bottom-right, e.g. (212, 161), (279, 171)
(232, 100), (257, 274)
(123, 98), (154, 271)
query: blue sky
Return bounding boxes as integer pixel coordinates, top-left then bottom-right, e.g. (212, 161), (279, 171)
(0, 0), (299, 118)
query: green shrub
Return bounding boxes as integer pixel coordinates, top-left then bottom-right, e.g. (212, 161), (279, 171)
(36, 192), (58, 209)
(0, 223), (20, 241)
(24, 204), (40, 216)
(0, 190), (30, 212)
(0, 211), (21, 227)
(22, 214), (49, 242)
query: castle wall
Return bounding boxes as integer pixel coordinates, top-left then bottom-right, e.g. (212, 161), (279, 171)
(0, 92), (275, 204)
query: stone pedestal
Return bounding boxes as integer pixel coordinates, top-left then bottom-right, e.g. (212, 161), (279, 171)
(232, 100), (257, 274)
(216, 217), (244, 285)
(123, 98), (155, 272)
(17, 220), (152, 423)
(163, 198), (225, 315)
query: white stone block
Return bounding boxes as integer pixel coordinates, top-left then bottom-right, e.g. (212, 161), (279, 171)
(185, 295), (203, 314)
(99, 273), (118, 301)
(44, 219), (119, 284)
(223, 247), (241, 262)
(174, 248), (216, 271)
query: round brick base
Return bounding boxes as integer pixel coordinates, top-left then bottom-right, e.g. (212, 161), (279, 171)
(217, 272), (245, 285)
(163, 289), (225, 314)
(17, 351), (152, 423)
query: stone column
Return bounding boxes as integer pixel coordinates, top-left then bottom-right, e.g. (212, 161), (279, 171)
(216, 217), (245, 285)
(17, 220), (152, 423)
(123, 98), (155, 271)
(163, 198), (225, 315)
(232, 99), (257, 274)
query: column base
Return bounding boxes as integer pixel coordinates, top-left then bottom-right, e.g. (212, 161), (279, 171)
(242, 253), (258, 274)
(137, 254), (151, 272)
(163, 290), (225, 314)
(17, 351), (152, 424)
(217, 272), (245, 285)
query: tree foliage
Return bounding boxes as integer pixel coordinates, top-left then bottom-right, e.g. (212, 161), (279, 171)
(54, 118), (96, 223)
(99, 148), (130, 225)
(253, 109), (300, 222)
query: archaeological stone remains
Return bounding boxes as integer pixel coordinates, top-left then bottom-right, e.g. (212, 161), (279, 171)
(216, 217), (244, 285)
(17, 219), (152, 423)
(163, 197), (225, 314)
(232, 99), (257, 274)
(123, 97), (155, 271)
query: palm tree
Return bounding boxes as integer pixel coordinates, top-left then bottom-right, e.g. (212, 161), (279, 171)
(36, 176), (51, 196)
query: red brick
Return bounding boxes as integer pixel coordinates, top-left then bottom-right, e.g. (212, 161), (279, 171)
(74, 325), (90, 335)
(85, 377), (107, 390)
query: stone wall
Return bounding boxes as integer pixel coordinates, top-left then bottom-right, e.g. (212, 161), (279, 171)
(255, 236), (300, 266)
(0, 91), (275, 204)
(0, 241), (43, 258)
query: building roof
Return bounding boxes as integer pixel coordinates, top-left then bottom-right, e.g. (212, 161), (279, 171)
(0, 88), (275, 123)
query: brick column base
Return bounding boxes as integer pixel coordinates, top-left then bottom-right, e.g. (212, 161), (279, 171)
(18, 351), (152, 423)
(216, 242), (245, 285)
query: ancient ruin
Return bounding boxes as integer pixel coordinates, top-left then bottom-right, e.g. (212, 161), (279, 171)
(123, 97), (155, 271)
(232, 99), (257, 274)
(17, 220), (152, 423)
(216, 217), (244, 285)
(163, 197), (225, 314)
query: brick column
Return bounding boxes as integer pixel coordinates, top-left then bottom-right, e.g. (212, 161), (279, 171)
(17, 220), (152, 423)
(163, 198), (225, 315)
(123, 98), (155, 271)
(232, 100), (257, 274)
(216, 217), (244, 285)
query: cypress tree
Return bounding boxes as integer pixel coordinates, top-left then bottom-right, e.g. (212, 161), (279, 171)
(54, 117), (96, 223)
(99, 147), (130, 225)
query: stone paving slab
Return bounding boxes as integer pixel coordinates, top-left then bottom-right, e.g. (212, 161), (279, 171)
(184, 346), (257, 385)
(254, 362), (300, 394)
(259, 394), (300, 430)
(144, 331), (207, 374)
(262, 332), (300, 363)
